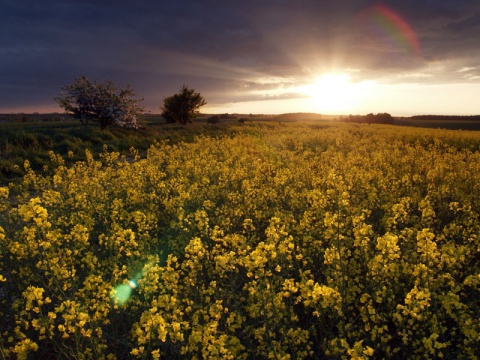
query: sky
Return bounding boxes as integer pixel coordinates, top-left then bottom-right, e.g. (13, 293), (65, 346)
(1, 0), (480, 116)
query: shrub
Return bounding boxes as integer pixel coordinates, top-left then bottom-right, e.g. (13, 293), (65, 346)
(161, 85), (206, 125)
(207, 115), (221, 124)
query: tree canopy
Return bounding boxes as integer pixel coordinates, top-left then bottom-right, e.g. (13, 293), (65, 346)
(55, 75), (144, 129)
(341, 113), (394, 124)
(161, 85), (206, 125)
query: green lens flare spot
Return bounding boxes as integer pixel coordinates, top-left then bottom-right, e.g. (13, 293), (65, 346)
(112, 284), (133, 306)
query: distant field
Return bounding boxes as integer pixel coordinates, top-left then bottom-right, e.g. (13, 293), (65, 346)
(395, 118), (480, 130)
(2, 112), (480, 184)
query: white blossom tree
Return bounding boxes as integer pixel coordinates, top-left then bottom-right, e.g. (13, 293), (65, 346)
(55, 75), (144, 129)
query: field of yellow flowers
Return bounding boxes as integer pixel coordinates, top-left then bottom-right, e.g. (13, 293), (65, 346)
(1, 122), (479, 359)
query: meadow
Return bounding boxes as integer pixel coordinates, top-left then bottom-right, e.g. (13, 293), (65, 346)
(0, 119), (479, 359)
(0, 115), (251, 185)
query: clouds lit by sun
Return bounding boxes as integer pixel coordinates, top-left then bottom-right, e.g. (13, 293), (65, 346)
(209, 71), (384, 115)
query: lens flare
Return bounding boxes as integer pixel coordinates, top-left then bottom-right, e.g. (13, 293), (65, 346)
(113, 278), (138, 305)
(359, 4), (421, 55)
(111, 260), (156, 306)
(113, 283), (133, 306)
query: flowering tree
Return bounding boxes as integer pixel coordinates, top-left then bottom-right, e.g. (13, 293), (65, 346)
(161, 85), (206, 125)
(55, 75), (144, 129)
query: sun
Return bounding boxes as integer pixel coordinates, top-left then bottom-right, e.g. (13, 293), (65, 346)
(300, 72), (375, 114)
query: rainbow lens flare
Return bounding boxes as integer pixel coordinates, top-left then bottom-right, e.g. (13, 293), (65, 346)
(358, 4), (421, 56)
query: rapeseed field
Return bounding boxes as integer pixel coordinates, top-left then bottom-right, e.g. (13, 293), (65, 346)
(1, 122), (479, 359)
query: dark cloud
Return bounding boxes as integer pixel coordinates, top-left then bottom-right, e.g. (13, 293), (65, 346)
(1, 0), (479, 112)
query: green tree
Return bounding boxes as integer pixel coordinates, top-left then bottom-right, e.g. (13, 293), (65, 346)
(55, 75), (144, 129)
(161, 85), (206, 125)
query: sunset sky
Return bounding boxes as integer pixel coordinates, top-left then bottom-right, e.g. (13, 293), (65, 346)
(1, 0), (480, 116)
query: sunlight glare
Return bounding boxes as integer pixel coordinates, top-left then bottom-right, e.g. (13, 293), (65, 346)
(301, 73), (376, 114)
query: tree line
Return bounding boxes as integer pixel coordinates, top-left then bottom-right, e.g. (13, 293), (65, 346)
(55, 75), (206, 129)
(340, 113), (394, 124)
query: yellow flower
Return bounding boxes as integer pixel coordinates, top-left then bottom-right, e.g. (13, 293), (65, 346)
(151, 349), (161, 359)
(363, 346), (374, 356)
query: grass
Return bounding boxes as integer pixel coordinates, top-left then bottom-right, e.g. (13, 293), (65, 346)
(0, 114), (246, 184)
